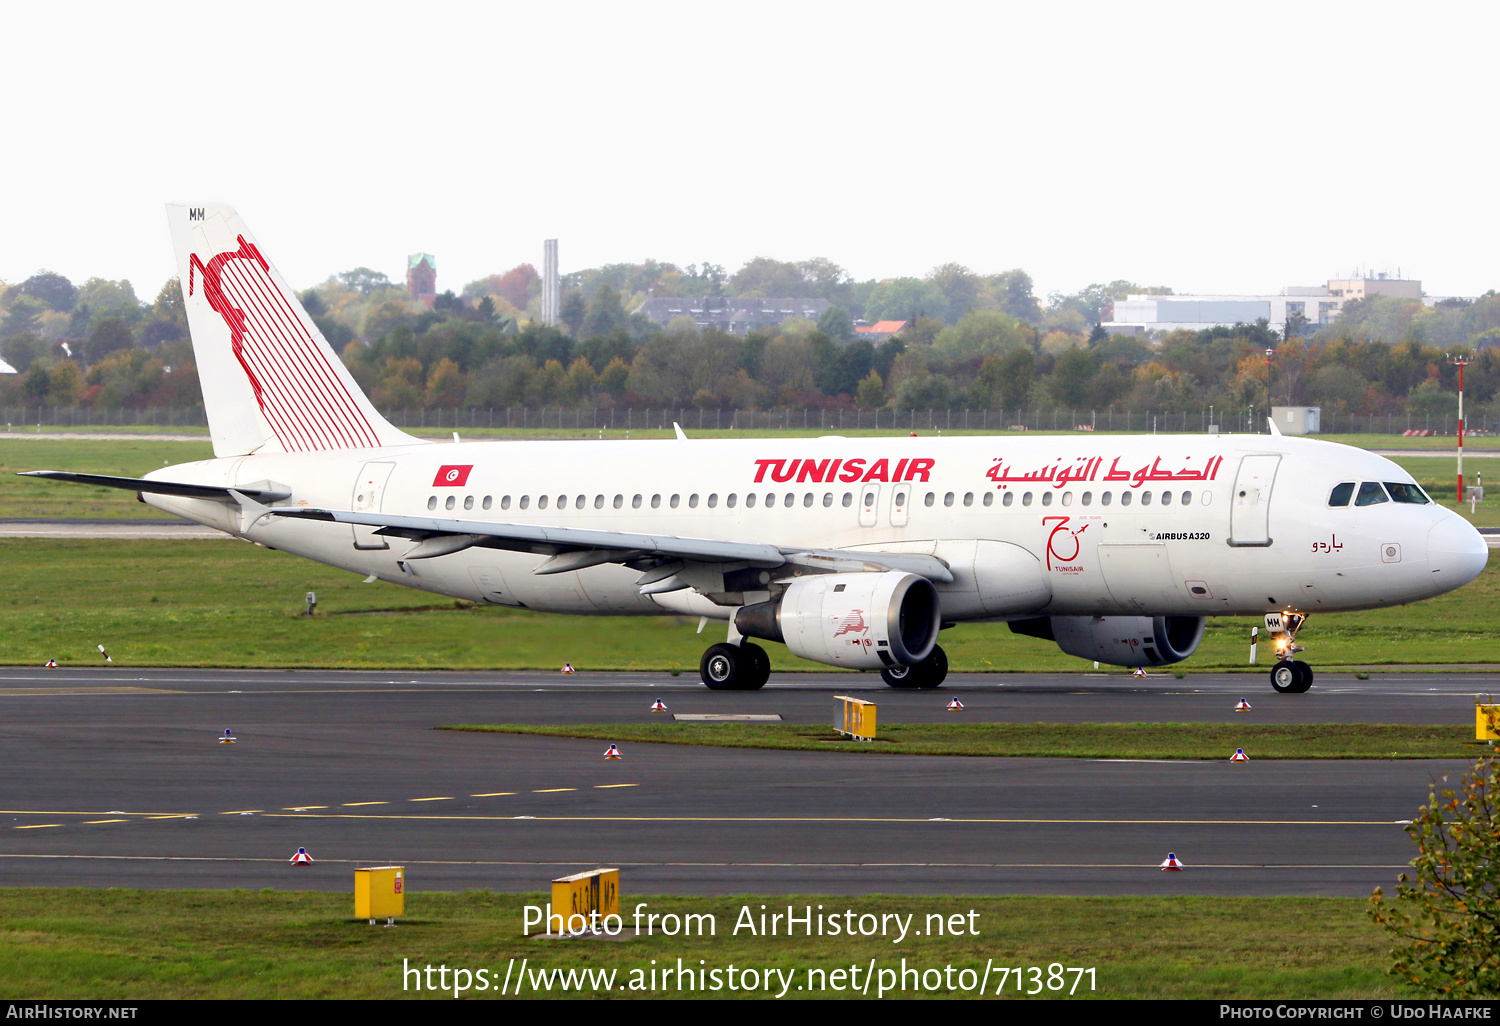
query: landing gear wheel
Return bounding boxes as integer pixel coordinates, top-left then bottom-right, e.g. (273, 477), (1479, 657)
(700, 643), (743, 690)
(881, 645), (948, 689)
(1270, 660), (1300, 694)
(738, 642), (770, 690)
(1291, 660), (1314, 693)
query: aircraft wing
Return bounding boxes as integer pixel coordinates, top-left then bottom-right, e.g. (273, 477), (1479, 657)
(269, 507), (955, 583)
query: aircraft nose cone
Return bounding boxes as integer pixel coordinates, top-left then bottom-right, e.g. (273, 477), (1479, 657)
(1427, 516), (1489, 590)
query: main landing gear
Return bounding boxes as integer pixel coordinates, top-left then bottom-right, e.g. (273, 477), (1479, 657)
(699, 641), (770, 690)
(1266, 612), (1313, 694)
(880, 645), (949, 689)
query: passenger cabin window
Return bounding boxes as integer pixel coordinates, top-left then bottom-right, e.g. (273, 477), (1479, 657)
(1061, 492), (1072, 506)
(482, 496), (492, 510)
(613, 494), (624, 509)
(1328, 482), (1355, 507)
(803, 493), (814, 507)
(651, 494), (661, 508)
(445, 496), (456, 510)
(670, 494), (680, 508)
(1140, 491), (1152, 506)
(707, 493), (718, 508)
(557, 495), (567, 509)
(632, 494), (642, 508)
(727, 493), (737, 508)
(1100, 492), (1112, 506)
(982, 492), (993, 506)
(1180, 491), (1192, 506)
(500, 495), (511, 510)
(427, 496), (437, 510)
(1385, 482), (1430, 504)
(538, 495), (549, 509)
(1161, 490), (1172, 506)
(944, 492), (955, 507)
(842, 492), (853, 507)
(823, 493), (833, 507)
(1003, 492), (1014, 507)
(1355, 481), (1389, 506)
(746, 493), (757, 508)
(595, 495), (605, 509)
(1040, 492), (1052, 506)
(1081, 491), (1092, 506)
(1119, 492), (1132, 507)
(689, 494), (699, 508)
(1022, 492), (1032, 506)
(518, 496), (529, 510)
(963, 492), (973, 507)
(924, 492), (935, 507)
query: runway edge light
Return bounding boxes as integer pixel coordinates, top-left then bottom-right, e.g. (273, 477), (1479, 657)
(1235, 699), (1252, 712)
(562, 663), (576, 674)
(650, 699), (667, 712)
(44, 659), (56, 668)
(1160, 853), (1184, 870)
(604, 744), (622, 760)
(219, 729), (236, 744)
(1230, 748), (1250, 762)
(947, 698), (965, 711)
(289, 847), (314, 865)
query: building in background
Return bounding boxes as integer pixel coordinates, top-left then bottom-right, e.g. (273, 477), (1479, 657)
(634, 296), (830, 334)
(854, 319), (908, 342)
(1104, 276), (1421, 337)
(542, 239), (559, 328)
(1271, 406), (1322, 435)
(406, 253), (437, 308)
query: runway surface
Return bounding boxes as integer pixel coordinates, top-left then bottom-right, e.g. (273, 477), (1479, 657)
(0, 666), (1488, 898)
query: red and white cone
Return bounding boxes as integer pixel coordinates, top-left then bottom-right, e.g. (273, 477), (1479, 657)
(219, 729), (236, 744)
(97, 644), (112, 663)
(650, 699), (668, 712)
(44, 659), (57, 668)
(1160, 852), (1184, 871)
(603, 744), (622, 760)
(289, 847), (313, 865)
(561, 663), (575, 674)
(1230, 748), (1250, 762)
(1234, 699), (1252, 712)
(1132, 667), (1146, 678)
(947, 698), (965, 711)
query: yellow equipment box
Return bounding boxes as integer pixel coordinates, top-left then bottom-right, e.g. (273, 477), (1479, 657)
(355, 865), (405, 924)
(1477, 704), (1500, 741)
(834, 695), (876, 741)
(551, 868), (619, 929)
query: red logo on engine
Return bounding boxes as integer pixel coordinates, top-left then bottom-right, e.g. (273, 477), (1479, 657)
(433, 465), (473, 487)
(833, 610), (868, 637)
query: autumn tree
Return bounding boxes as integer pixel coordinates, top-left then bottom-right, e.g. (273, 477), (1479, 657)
(1369, 757), (1500, 996)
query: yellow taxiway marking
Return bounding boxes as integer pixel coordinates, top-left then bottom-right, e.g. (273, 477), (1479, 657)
(409, 797), (454, 802)
(0, 810), (178, 817)
(594, 784), (638, 789)
(14, 824), (62, 830)
(219, 810), (262, 815)
(532, 788), (575, 793)
(283, 806), (328, 810)
(471, 792), (516, 797)
(83, 819), (128, 825)
(264, 814), (1408, 826)
(341, 801), (388, 807)
(147, 815), (198, 820)
(0, 687), (182, 697)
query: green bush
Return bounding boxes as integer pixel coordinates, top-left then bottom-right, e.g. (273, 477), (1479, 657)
(1369, 757), (1500, 996)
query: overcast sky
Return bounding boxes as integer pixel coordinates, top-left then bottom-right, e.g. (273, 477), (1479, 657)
(2, 1), (1495, 304)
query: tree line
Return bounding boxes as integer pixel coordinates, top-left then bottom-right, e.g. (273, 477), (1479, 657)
(3, 258), (1499, 423)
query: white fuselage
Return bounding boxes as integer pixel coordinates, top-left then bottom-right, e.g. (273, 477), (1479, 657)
(142, 433), (1488, 622)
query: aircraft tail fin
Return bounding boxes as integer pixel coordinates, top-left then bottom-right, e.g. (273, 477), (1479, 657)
(166, 203), (419, 457)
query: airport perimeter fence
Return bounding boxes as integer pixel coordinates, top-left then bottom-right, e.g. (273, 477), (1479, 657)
(0, 405), (1492, 436)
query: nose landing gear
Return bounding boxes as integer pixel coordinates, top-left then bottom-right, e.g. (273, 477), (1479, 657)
(1265, 612), (1313, 694)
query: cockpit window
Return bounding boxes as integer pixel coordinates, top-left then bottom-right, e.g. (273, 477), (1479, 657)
(1384, 482), (1430, 504)
(1328, 482), (1355, 507)
(1355, 481), (1389, 506)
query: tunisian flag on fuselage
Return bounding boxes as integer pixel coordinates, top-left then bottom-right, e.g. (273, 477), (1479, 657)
(433, 465), (473, 487)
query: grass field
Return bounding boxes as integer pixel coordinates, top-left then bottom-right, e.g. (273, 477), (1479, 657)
(0, 538), (1495, 671)
(442, 722), (1479, 760)
(0, 889), (1414, 999)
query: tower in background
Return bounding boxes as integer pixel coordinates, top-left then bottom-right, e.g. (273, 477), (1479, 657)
(407, 253), (437, 309)
(542, 239), (559, 327)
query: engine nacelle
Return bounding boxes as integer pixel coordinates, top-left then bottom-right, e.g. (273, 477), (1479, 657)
(1010, 615), (1205, 667)
(735, 571), (940, 670)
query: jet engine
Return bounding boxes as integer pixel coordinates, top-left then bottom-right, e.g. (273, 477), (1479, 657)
(734, 571), (940, 670)
(1010, 615), (1205, 667)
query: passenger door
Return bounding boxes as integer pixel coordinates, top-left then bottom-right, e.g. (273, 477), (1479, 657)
(1229, 455), (1280, 547)
(351, 461), (396, 550)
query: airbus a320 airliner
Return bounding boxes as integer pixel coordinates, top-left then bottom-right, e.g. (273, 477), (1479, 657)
(23, 205), (1489, 692)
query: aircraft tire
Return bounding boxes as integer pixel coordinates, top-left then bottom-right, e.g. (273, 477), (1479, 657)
(881, 663), (923, 688)
(738, 642), (771, 690)
(1269, 660), (1300, 694)
(1291, 660), (1314, 693)
(700, 643), (744, 690)
(882, 645), (948, 689)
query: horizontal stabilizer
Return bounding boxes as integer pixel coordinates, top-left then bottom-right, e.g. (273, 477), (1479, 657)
(18, 471), (291, 503)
